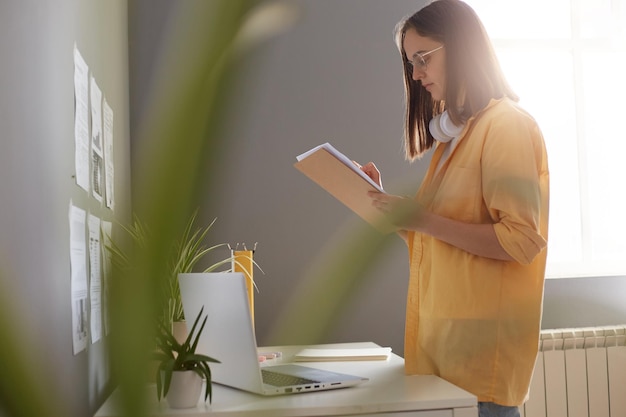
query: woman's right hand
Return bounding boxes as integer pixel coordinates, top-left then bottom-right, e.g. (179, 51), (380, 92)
(353, 161), (383, 189)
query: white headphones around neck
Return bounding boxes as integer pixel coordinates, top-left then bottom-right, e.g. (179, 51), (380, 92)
(429, 110), (464, 143)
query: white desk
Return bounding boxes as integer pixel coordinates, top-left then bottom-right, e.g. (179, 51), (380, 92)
(95, 342), (477, 417)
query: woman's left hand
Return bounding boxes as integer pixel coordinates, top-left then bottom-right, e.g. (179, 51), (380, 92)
(367, 191), (423, 229)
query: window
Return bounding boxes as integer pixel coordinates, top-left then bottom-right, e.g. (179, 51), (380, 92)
(466, 0), (626, 278)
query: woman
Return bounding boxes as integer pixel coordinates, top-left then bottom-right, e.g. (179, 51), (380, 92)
(359, 1), (549, 416)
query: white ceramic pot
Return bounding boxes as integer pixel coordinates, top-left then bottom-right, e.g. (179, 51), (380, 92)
(166, 370), (203, 409)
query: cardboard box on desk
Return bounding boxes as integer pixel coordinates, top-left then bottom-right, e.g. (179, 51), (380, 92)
(294, 145), (395, 234)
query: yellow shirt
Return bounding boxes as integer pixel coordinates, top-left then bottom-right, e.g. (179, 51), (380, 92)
(404, 98), (549, 406)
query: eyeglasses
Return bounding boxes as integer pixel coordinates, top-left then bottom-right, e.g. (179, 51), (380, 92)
(406, 45), (444, 72)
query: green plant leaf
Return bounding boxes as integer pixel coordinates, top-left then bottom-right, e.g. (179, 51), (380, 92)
(182, 307), (205, 349)
(106, 209), (239, 325)
(154, 306), (219, 401)
(229, 256), (264, 292)
(189, 317), (208, 354)
(184, 353), (220, 364)
(198, 361), (213, 401)
(158, 359), (176, 400)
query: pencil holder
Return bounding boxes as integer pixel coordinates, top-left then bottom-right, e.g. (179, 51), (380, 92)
(232, 248), (255, 326)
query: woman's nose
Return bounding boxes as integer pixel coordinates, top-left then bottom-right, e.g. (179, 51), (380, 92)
(412, 66), (424, 81)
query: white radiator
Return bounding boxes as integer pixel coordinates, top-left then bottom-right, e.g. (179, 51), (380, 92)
(521, 325), (626, 417)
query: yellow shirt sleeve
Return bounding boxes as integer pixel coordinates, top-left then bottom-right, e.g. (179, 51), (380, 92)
(480, 104), (549, 264)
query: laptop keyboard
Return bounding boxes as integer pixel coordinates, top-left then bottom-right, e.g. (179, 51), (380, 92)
(261, 369), (318, 387)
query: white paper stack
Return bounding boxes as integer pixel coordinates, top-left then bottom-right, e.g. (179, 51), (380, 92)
(293, 347), (392, 362)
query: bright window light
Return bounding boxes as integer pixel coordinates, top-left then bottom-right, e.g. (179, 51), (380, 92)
(466, 0), (626, 278)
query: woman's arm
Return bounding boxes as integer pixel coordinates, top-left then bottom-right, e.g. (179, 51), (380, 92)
(417, 209), (513, 260)
(368, 191), (514, 261)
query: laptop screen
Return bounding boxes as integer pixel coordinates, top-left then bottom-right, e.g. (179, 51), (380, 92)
(178, 272), (265, 393)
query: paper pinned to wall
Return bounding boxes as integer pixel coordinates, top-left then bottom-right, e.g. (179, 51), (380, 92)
(73, 45), (90, 193)
(69, 202), (88, 354)
(103, 99), (115, 210)
(88, 214), (102, 343)
(101, 221), (112, 336)
(90, 77), (104, 203)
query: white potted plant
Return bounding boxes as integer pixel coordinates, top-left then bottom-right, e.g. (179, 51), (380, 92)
(106, 211), (243, 331)
(105, 211), (260, 397)
(154, 306), (219, 408)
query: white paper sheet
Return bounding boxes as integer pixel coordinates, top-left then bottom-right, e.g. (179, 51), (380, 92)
(90, 77), (104, 203)
(293, 347), (392, 362)
(73, 45), (90, 192)
(101, 220), (113, 336)
(88, 214), (102, 343)
(103, 99), (115, 210)
(69, 202), (88, 354)
(296, 142), (384, 192)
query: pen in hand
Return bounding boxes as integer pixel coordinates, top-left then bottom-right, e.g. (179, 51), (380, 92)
(352, 160), (383, 190)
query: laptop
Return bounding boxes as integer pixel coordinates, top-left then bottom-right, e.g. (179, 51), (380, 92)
(178, 272), (368, 396)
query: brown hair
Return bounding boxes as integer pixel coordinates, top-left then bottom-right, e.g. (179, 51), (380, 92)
(395, 0), (518, 160)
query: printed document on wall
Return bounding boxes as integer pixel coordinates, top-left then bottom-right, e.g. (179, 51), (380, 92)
(88, 214), (102, 343)
(69, 202), (88, 354)
(73, 45), (90, 193)
(103, 99), (115, 210)
(90, 77), (104, 203)
(101, 221), (112, 336)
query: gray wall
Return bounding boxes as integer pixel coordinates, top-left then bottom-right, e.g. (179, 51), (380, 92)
(207, 0), (425, 352)
(129, 0), (626, 360)
(0, 1), (130, 416)
(130, 0), (428, 355)
(1, 0), (624, 415)
(542, 276), (626, 330)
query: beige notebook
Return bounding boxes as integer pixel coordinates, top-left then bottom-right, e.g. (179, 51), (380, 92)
(294, 143), (394, 234)
(294, 347), (392, 362)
